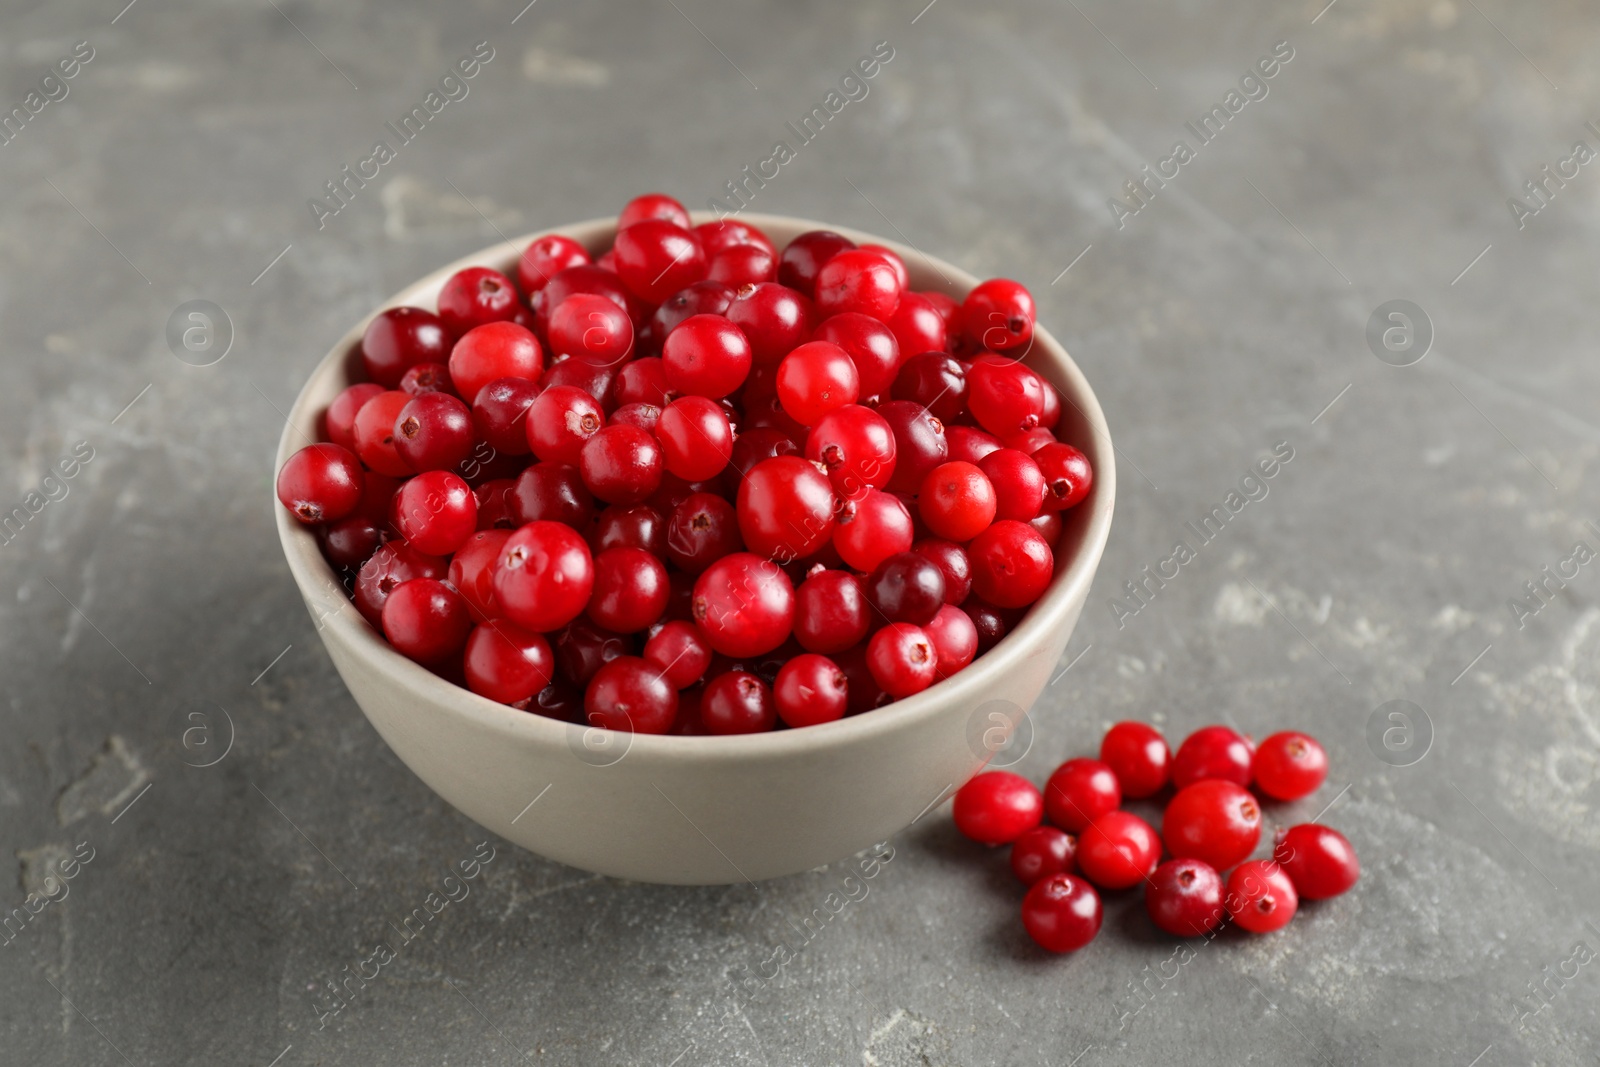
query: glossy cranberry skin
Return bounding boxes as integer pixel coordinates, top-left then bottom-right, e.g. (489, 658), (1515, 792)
(708, 243), (777, 286)
(773, 653), (849, 728)
(619, 192), (690, 231)
(1100, 721), (1172, 799)
(731, 427), (801, 482)
(1044, 759), (1121, 833)
(468, 377), (537, 456)
(437, 266), (520, 336)
(585, 656), (678, 734)
(892, 352), (966, 422)
(666, 492), (742, 574)
(1022, 873), (1102, 953)
(1010, 826), (1076, 886)
(517, 233), (591, 292)
(382, 578), (473, 664)
(945, 425), (1003, 465)
(1076, 811), (1162, 890)
(326, 383), (386, 451)
(449, 321), (543, 404)
(695, 219), (776, 258)
(1252, 731), (1329, 801)
(1145, 858), (1225, 937)
(579, 546), (666, 634)
(448, 529), (511, 622)
(952, 771), (1044, 846)
(864, 552), (946, 626)
(662, 314), (752, 399)
(532, 680), (585, 723)
(352, 391), (415, 477)
(554, 617), (628, 686)
(737, 456), (836, 561)
(533, 264), (632, 337)
(540, 358), (616, 408)
(793, 570), (870, 654)
(832, 490), (913, 573)
(391, 392), (473, 474)
(775, 341), (860, 426)
(777, 230), (855, 297)
(701, 670), (777, 734)
(965, 599), (1009, 653)
(613, 219), (707, 304)
(613, 359), (672, 409)
(911, 540), (971, 605)
(320, 515), (385, 571)
(277, 443), (363, 525)
(1172, 725), (1255, 789)
(924, 604), (978, 679)
(967, 357), (1045, 437)
(1163, 781), (1262, 871)
(918, 462), (997, 542)
(655, 396), (734, 481)
(463, 621), (555, 704)
(726, 282), (814, 365)
(977, 448), (1046, 523)
(866, 622), (937, 697)
(494, 520), (595, 633)
(692, 552), (795, 657)
(1033, 442), (1093, 511)
(807, 404), (897, 499)
(885, 293), (948, 360)
(643, 619), (712, 689)
(399, 361), (457, 398)
(592, 504), (666, 557)
(962, 278), (1036, 353)
(524, 385), (600, 465)
(968, 520), (1054, 609)
(475, 479), (519, 530)
(550, 292), (634, 366)
(647, 281), (738, 353)
(392, 470), (478, 556)
(1226, 860), (1298, 934)
(918, 289), (961, 338)
(815, 248), (903, 321)
(876, 400), (948, 494)
(362, 307), (453, 388)
(511, 462), (594, 528)
(813, 313), (900, 399)
(1275, 824), (1360, 899)
(578, 424), (663, 506)
(353, 540), (446, 627)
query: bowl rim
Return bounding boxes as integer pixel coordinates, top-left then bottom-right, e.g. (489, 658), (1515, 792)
(274, 211), (1116, 765)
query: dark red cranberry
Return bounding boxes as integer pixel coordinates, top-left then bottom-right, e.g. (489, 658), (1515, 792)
(892, 351), (967, 422)
(382, 578), (472, 664)
(864, 552), (945, 625)
(691, 552), (795, 657)
(437, 266), (521, 336)
(399, 361), (457, 397)
(615, 357), (675, 407)
(463, 621), (555, 704)
(911, 540), (971, 605)
(471, 377), (539, 456)
(593, 504), (667, 556)
(964, 599), (1008, 653)
(730, 427), (802, 482)
(777, 230), (855, 297)
(701, 670), (777, 734)
(945, 425), (1003, 465)
(511, 462), (594, 528)
(664, 492), (741, 574)
(793, 569), (870, 655)
(585, 656), (677, 734)
(726, 282), (814, 365)
(875, 400), (947, 494)
(1010, 826), (1077, 886)
(320, 515), (386, 571)
(362, 307), (453, 388)
(642, 280), (737, 355)
(1145, 858), (1225, 937)
(587, 546), (669, 634)
(353, 540), (447, 628)
(554, 617), (630, 686)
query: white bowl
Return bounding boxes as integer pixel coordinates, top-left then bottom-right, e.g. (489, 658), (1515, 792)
(275, 213), (1116, 884)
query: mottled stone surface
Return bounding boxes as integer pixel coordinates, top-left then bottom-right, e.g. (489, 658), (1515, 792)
(2, 0), (1598, 1063)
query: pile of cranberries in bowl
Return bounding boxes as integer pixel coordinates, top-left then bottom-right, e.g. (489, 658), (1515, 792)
(275, 193), (1094, 736)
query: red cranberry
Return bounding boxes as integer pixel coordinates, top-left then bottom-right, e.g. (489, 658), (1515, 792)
(554, 617), (629, 686)
(382, 578), (472, 664)
(1033, 442), (1093, 511)
(277, 443), (363, 525)
(967, 356), (1046, 436)
(777, 230), (855, 296)
(813, 313), (900, 399)
(579, 424), (663, 506)
(964, 598), (1009, 653)
(1163, 780), (1261, 871)
(353, 540), (446, 627)
(437, 266), (520, 335)
(1172, 725), (1255, 789)
(967, 520), (1053, 609)
(978, 448), (1046, 522)
(666, 492), (742, 574)
(463, 621), (555, 704)
(692, 552), (795, 657)
(585, 656), (677, 734)
(892, 351), (966, 422)
(449, 529), (511, 622)
(647, 280), (739, 353)
(774, 653), (848, 728)
(1022, 873), (1102, 952)
(708, 243), (777, 286)
(615, 357), (674, 407)
(392, 470), (477, 556)
(807, 404), (897, 499)
(585, 546), (669, 634)
(793, 569), (870, 654)
(320, 515), (386, 571)
(815, 248), (902, 321)
(326, 383), (386, 451)
(1076, 811), (1161, 890)
(1100, 721), (1171, 799)
(924, 604), (977, 679)
(613, 219), (707, 304)
(911, 540), (971, 605)
(1226, 860), (1298, 934)
(593, 504), (666, 556)
(775, 340), (860, 426)
(726, 282), (814, 365)
(608, 403), (660, 436)
(866, 622), (937, 697)
(1274, 824), (1360, 899)
(550, 292), (634, 366)
(695, 219), (776, 258)
(875, 400), (947, 494)
(517, 233), (591, 293)
(952, 771), (1043, 845)
(737, 456), (836, 561)
(642, 619), (712, 689)
(833, 490), (913, 573)
(527, 385), (603, 465)
(885, 293), (947, 359)
(656, 396), (734, 481)
(541, 357), (616, 407)
(1252, 731), (1329, 800)
(918, 461), (997, 542)
(532, 680), (585, 723)
(945, 425), (1003, 465)
(392, 392), (473, 474)
(661, 314), (752, 400)
(511, 462), (594, 527)
(494, 520), (595, 633)
(1145, 858), (1225, 937)
(474, 480), (518, 531)
(859, 244), (909, 289)
(362, 307), (454, 388)
(618, 192), (690, 231)
(1044, 758), (1121, 832)
(701, 670), (777, 734)
(962, 278), (1036, 353)
(449, 321), (543, 405)
(399, 361), (456, 398)
(864, 551), (946, 625)
(731, 426), (802, 481)
(1006, 427), (1056, 454)
(470, 377), (538, 456)
(1010, 825), (1076, 886)
(352, 391), (414, 477)
(533, 264), (633, 337)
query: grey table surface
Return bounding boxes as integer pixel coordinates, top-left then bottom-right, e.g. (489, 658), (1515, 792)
(3, 0), (1599, 1063)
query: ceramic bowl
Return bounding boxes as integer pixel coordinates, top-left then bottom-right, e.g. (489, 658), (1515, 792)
(274, 212), (1115, 884)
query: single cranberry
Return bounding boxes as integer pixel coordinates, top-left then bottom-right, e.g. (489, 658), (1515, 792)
(508, 463), (591, 529)
(694, 219), (777, 258)
(952, 771), (1043, 845)
(858, 244), (910, 289)
(542, 361), (617, 411)
(320, 515), (386, 571)
(774, 653), (849, 728)
(807, 404), (897, 499)
(708, 243), (777, 287)
(692, 552), (795, 657)
(1100, 721), (1171, 799)
(813, 313), (900, 399)
(1145, 858), (1225, 937)
(449, 529), (511, 622)
(437, 266), (520, 335)
(593, 504), (667, 557)
(911, 540), (972, 605)
(469, 377), (538, 456)
(1010, 826), (1076, 886)
(731, 427), (802, 482)
(777, 230), (855, 296)
(612, 401), (665, 434)
(549, 292), (634, 366)
(891, 352), (967, 422)
(642, 619), (712, 689)
(945, 425), (1003, 465)
(352, 391), (415, 477)
(737, 456), (836, 561)
(382, 578), (472, 664)
(494, 520), (594, 633)
(864, 552), (946, 625)
(616, 357), (675, 407)
(1172, 725), (1255, 789)
(967, 520), (1054, 609)
(1226, 860), (1298, 934)
(361, 307), (454, 388)
(815, 248), (903, 321)
(463, 621), (555, 704)
(924, 604), (977, 679)
(645, 280), (738, 354)
(391, 392), (473, 473)
(866, 622), (937, 697)
(1076, 811), (1162, 890)
(701, 670), (777, 734)
(876, 400), (947, 494)
(586, 546), (669, 633)
(832, 490), (913, 573)
(1030, 511), (1063, 546)
(726, 282), (814, 365)
(277, 443), (363, 525)
(662, 314), (752, 399)
(554, 617), (629, 686)
(1044, 758), (1121, 832)
(326, 383), (386, 451)
(613, 219), (707, 304)
(1033, 442), (1093, 511)
(618, 192), (691, 231)
(964, 598), (1009, 653)
(967, 356), (1046, 436)
(656, 396), (734, 481)
(353, 540), (446, 627)
(578, 424), (663, 506)
(918, 461), (998, 542)
(962, 278), (1036, 353)
(775, 340), (860, 426)
(585, 656), (678, 734)
(1274, 824), (1360, 899)
(532, 264), (633, 338)
(392, 470), (477, 556)
(1163, 780), (1262, 871)
(793, 570), (870, 654)
(525, 385), (602, 465)
(666, 492), (742, 573)
(1021, 873), (1101, 952)
(1252, 731), (1329, 801)
(978, 448), (1046, 522)
(517, 233), (591, 293)
(449, 321), (543, 405)
(884, 293), (948, 360)
(398, 361), (456, 397)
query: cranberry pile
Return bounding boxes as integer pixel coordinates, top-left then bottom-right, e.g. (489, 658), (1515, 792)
(952, 723), (1359, 952)
(276, 193), (1094, 735)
